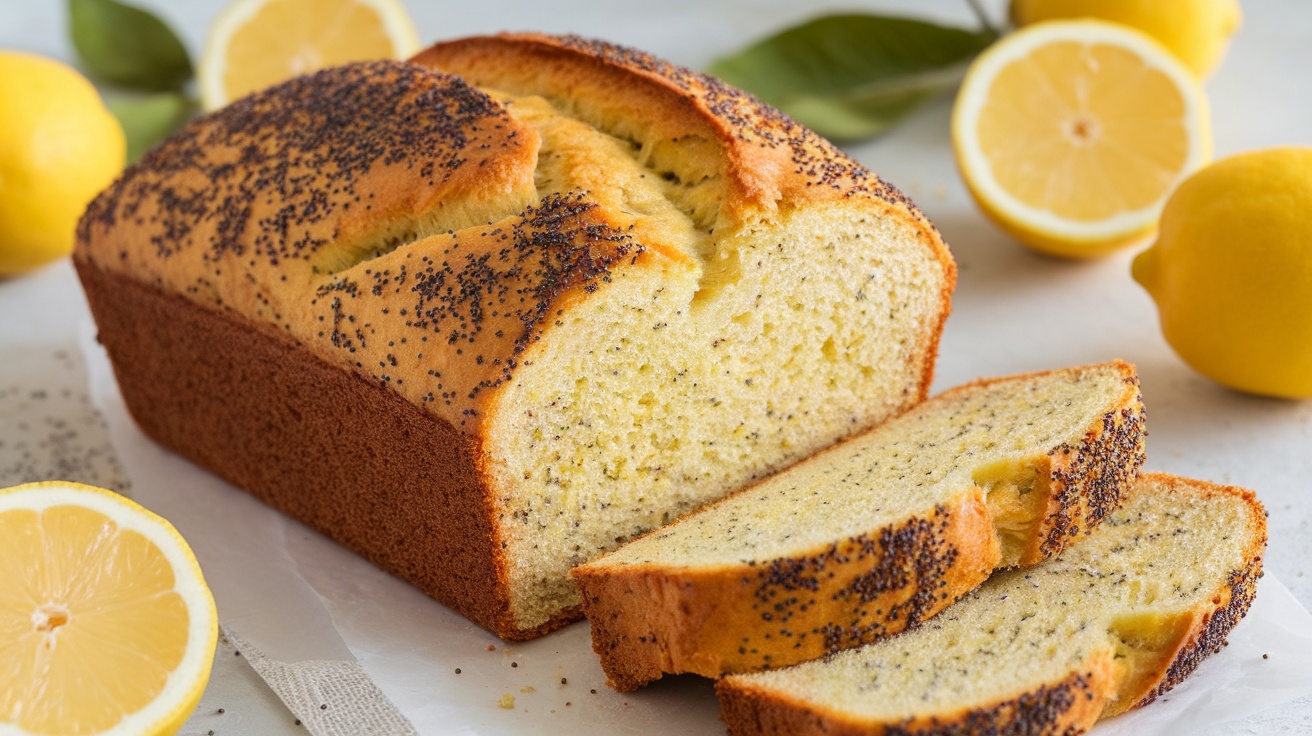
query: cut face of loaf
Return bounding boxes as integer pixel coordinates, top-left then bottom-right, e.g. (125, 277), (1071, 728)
(73, 35), (954, 639)
(572, 361), (1146, 689)
(717, 473), (1267, 736)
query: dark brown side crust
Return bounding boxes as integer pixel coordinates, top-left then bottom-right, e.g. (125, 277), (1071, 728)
(76, 260), (576, 641)
(1040, 378), (1146, 561)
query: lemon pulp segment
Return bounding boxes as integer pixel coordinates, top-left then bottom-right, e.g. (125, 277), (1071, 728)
(977, 40), (1191, 221)
(202, 0), (420, 109)
(223, 0), (399, 100)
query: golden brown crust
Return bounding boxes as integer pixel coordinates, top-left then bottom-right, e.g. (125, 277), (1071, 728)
(74, 59), (645, 433)
(75, 261), (575, 640)
(572, 362), (1145, 689)
(77, 59), (536, 285)
(414, 34), (931, 215)
(576, 490), (1001, 691)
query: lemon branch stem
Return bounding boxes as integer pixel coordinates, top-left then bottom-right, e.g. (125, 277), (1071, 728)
(965, 0), (1000, 36)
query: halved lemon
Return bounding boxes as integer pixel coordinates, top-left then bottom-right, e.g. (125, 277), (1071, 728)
(0, 482), (217, 736)
(198, 0), (421, 111)
(952, 20), (1211, 258)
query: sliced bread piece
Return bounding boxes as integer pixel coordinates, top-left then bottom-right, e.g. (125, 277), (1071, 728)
(716, 473), (1267, 735)
(572, 361), (1146, 690)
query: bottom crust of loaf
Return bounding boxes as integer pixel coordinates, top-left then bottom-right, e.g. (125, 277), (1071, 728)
(76, 260), (577, 641)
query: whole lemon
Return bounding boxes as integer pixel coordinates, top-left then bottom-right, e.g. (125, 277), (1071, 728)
(1133, 148), (1312, 399)
(0, 51), (125, 277)
(1010, 0), (1242, 78)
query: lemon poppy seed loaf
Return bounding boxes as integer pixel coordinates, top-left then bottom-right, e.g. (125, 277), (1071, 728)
(573, 361), (1145, 689)
(717, 473), (1266, 735)
(73, 34), (955, 639)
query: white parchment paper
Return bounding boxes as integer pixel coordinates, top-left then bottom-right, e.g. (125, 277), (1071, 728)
(81, 323), (1312, 735)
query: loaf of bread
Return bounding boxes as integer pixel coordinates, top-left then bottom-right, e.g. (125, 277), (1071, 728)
(73, 34), (955, 639)
(573, 361), (1146, 689)
(717, 473), (1266, 736)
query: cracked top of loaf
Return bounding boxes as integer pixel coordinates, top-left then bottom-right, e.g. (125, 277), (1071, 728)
(75, 33), (951, 434)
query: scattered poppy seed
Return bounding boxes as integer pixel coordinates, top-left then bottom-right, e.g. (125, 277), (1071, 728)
(590, 689), (597, 694)
(1263, 653), (1269, 659)
(511, 661), (518, 668)
(216, 708), (224, 714)
(455, 667), (462, 674)
(560, 677), (567, 685)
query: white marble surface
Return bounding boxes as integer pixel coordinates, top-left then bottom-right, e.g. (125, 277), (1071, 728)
(2, 1), (1311, 734)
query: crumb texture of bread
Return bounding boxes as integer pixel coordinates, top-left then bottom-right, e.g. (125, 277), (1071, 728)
(716, 473), (1268, 736)
(74, 36), (954, 637)
(573, 361), (1146, 689)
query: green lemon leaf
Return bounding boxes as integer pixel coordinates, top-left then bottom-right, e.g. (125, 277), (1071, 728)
(69, 0), (193, 91)
(107, 92), (196, 163)
(709, 14), (997, 142)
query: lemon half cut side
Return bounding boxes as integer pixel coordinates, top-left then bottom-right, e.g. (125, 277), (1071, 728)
(0, 482), (217, 736)
(952, 20), (1212, 258)
(199, 0), (420, 111)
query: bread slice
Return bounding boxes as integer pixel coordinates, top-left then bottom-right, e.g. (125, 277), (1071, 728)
(716, 473), (1266, 735)
(572, 361), (1146, 689)
(74, 35), (954, 639)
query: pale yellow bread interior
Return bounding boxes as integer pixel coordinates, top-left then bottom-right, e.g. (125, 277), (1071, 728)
(718, 473), (1266, 735)
(590, 361), (1139, 571)
(480, 94), (947, 629)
